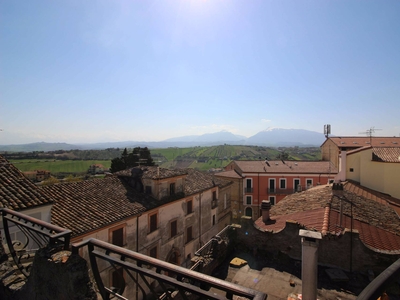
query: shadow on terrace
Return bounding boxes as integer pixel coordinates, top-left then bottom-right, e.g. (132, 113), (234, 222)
(1, 207), (399, 300)
(0, 208), (265, 300)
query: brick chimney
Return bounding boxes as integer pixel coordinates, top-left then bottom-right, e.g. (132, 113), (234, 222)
(299, 229), (322, 300)
(261, 200), (272, 223)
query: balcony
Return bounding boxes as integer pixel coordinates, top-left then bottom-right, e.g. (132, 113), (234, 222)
(267, 188), (294, 195)
(244, 187), (253, 193)
(211, 199), (218, 209)
(1, 208), (71, 277)
(1, 208), (267, 300)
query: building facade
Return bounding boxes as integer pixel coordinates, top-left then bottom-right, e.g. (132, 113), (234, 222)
(45, 166), (232, 299)
(218, 160), (337, 221)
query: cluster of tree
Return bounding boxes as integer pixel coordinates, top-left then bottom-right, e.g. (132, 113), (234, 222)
(110, 147), (154, 173)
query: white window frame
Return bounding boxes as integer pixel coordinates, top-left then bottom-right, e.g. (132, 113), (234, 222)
(306, 178), (313, 189)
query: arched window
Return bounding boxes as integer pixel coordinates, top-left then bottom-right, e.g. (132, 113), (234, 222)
(245, 207), (252, 217)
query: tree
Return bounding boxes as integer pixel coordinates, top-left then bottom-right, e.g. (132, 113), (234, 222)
(110, 147), (155, 173)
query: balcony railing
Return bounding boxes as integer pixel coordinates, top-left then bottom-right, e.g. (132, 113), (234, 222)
(267, 188), (295, 195)
(72, 237), (267, 300)
(211, 199), (218, 209)
(244, 188), (253, 193)
(356, 258), (400, 300)
(1, 208), (72, 277)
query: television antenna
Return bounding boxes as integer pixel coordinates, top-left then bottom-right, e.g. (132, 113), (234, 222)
(359, 126), (382, 143)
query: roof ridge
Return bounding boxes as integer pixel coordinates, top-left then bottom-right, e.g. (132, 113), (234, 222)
(321, 203), (331, 236)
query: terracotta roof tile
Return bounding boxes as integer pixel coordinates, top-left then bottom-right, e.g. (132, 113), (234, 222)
(233, 160), (337, 174)
(327, 136), (400, 148)
(184, 168), (232, 195)
(372, 147), (400, 163)
(215, 169), (243, 179)
(255, 181), (400, 252)
(42, 177), (153, 237)
(0, 155), (53, 211)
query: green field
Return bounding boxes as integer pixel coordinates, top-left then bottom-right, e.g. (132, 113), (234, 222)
(8, 145), (321, 175)
(9, 159), (111, 174)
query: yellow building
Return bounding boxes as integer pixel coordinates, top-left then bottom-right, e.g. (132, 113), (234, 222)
(346, 146), (400, 199)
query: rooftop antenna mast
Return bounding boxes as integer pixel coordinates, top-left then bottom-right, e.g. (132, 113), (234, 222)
(359, 126), (382, 144)
(324, 124), (331, 138)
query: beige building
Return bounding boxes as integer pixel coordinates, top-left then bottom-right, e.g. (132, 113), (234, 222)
(321, 136), (400, 170)
(44, 166), (232, 299)
(346, 146), (400, 200)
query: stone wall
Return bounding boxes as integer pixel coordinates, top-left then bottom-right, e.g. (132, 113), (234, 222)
(236, 218), (400, 274)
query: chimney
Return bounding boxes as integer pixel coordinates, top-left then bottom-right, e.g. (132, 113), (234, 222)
(299, 229), (322, 300)
(334, 150), (347, 182)
(261, 200), (272, 223)
(332, 183), (344, 227)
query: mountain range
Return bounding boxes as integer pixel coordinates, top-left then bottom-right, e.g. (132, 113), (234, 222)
(0, 128), (326, 152)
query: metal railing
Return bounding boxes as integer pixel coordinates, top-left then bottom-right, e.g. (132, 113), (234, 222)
(356, 258), (400, 300)
(1, 208), (71, 277)
(244, 188), (253, 193)
(267, 188), (294, 195)
(72, 238), (267, 300)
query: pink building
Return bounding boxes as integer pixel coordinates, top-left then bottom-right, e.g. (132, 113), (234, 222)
(217, 160), (337, 220)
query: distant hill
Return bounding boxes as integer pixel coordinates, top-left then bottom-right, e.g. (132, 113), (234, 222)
(0, 128), (326, 152)
(246, 128), (325, 146)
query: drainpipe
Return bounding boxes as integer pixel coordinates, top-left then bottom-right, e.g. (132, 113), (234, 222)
(198, 193), (202, 248)
(299, 229), (322, 300)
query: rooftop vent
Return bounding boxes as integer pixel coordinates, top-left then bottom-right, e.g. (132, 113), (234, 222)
(393, 142), (398, 144)
(380, 142), (385, 144)
(353, 142), (358, 144)
(275, 162), (279, 165)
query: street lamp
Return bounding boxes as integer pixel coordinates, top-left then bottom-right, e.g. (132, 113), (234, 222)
(332, 183), (356, 273)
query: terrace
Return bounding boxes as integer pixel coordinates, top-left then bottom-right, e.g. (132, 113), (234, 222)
(1, 207), (399, 300)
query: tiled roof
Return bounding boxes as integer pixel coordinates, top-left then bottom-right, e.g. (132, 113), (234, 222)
(184, 168), (232, 195)
(42, 177), (155, 237)
(328, 210), (400, 253)
(115, 166), (188, 179)
(255, 207), (327, 233)
(326, 137), (400, 148)
(0, 155), (53, 211)
(44, 167), (231, 237)
(214, 169), (243, 179)
(372, 147), (400, 163)
(233, 160), (337, 174)
(255, 182), (400, 252)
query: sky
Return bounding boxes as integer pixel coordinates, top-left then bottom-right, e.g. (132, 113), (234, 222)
(1, 0), (400, 145)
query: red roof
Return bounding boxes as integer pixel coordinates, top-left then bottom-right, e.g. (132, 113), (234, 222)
(326, 136), (400, 148)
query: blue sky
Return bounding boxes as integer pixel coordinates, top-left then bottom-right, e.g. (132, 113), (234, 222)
(1, 0), (400, 144)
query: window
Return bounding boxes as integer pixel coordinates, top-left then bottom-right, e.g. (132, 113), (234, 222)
(246, 178), (252, 188)
(306, 179), (313, 189)
(212, 215), (216, 225)
(149, 246), (157, 258)
(269, 196), (276, 205)
(245, 178), (253, 192)
(279, 178), (286, 189)
(187, 199), (193, 214)
(110, 225), (125, 247)
(170, 183), (175, 195)
(246, 196), (252, 205)
(349, 168), (354, 172)
(145, 186), (152, 194)
(149, 213), (158, 233)
(294, 179), (301, 192)
(170, 220), (177, 238)
(212, 191), (217, 201)
(186, 226), (193, 243)
(269, 179), (275, 192)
